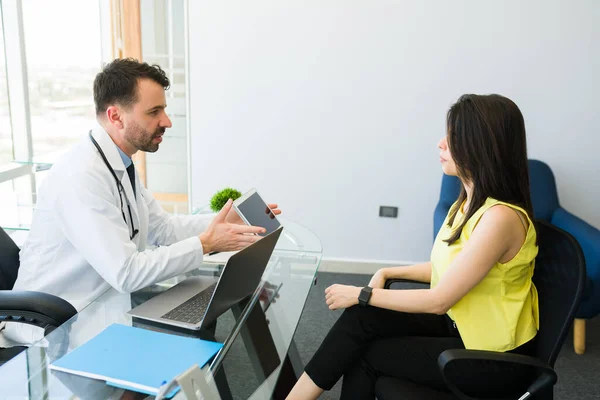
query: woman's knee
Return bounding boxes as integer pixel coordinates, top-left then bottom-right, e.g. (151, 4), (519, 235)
(336, 305), (391, 337)
(338, 305), (378, 327)
(342, 304), (382, 319)
(335, 305), (364, 325)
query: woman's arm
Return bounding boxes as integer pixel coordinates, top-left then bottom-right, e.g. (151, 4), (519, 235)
(368, 262), (431, 288)
(379, 262), (432, 283)
(326, 205), (523, 313)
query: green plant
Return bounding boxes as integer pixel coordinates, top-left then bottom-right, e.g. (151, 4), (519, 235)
(210, 187), (242, 212)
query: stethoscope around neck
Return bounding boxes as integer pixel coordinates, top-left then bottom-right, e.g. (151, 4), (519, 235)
(89, 131), (139, 240)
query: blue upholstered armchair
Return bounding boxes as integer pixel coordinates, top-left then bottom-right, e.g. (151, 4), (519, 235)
(433, 159), (600, 355)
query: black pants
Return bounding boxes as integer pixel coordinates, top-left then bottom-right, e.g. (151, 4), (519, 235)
(304, 305), (536, 399)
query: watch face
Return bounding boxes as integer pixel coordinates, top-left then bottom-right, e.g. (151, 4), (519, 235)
(359, 287), (372, 306)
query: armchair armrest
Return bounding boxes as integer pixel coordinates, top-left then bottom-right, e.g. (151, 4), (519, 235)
(438, 349), (556, 400)
(384, 279), (430, 290)
(550, 208), (600, 268)
(551, 208), (599, 307)
(552, 208), (600, 274)
(0, 291), (77, 335)
(551, 207), (600, 241)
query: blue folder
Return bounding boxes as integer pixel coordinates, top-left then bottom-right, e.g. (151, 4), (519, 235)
(50, 323), (223, 397)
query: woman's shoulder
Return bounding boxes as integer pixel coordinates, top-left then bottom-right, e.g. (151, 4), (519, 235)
(469, 198), (531, 238)
(479, 198), (529, 218)
(477, 199), (536, 247)
(480, 202), (523, 224)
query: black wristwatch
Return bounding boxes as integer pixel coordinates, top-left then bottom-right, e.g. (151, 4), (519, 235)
(358, 286), (373, 307)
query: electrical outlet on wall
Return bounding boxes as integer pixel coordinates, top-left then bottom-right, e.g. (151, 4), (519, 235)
(379, 206), (398, 218)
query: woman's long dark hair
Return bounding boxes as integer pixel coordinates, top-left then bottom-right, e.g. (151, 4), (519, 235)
(444, 94), (534, 244)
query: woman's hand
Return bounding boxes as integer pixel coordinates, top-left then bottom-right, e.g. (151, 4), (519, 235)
(368, 268), (388, 289)
(325, 284), (362, 310)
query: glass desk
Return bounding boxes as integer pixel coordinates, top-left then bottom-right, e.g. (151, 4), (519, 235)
(0, 218), (322, 399)
(12, 150), (67, 171)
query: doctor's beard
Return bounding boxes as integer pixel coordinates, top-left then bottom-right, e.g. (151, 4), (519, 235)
(125, 121), (166, 153)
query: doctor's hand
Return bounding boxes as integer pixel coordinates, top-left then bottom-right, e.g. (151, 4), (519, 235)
(200, 199), (266, 254)
(225, 202), (282, 225)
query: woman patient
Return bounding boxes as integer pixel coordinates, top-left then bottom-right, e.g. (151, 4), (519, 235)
(287, 94), (539, 399)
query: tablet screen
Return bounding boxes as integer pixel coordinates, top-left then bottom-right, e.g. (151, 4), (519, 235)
(236, 191), (281, 236)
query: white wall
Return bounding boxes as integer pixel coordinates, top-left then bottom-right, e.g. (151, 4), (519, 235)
(188, 0), (600, 263)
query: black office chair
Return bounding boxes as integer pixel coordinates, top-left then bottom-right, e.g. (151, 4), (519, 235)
(375, 220), (586, 400)
(0, 228), (77, 366)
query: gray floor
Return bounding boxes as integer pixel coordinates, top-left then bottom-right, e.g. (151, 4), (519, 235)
(292, 272), (600, 400)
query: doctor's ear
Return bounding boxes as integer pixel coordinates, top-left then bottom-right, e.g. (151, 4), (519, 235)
(106, 106), (124, 129)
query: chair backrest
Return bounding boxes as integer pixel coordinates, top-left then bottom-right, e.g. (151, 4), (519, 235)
(528, 160), (560, 222)
(0, 229), (20, 290)
(533, 220), (585, 366)
(433, 169), (462, 239)
(433, 159), (560, 238)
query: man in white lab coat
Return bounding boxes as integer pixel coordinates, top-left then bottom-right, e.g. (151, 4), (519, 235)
(3, 59), (279, 344)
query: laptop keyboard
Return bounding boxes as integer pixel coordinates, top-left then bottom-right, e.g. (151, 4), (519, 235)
(161, 282), (218, 325)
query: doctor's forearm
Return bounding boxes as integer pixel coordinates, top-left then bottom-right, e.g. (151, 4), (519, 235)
(110, 237), (204, 293)
(170, 213), (213, 238)
(148, 215), (211, 246)
(145, 190), (212, 245)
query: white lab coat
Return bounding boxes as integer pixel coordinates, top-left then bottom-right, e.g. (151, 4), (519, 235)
(3, 125), (213, 345)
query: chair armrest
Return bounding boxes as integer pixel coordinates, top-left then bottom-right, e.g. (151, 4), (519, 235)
(384, 279), (430, 290)
(0, 291), (77, 335)
(438, 349), (557, 400)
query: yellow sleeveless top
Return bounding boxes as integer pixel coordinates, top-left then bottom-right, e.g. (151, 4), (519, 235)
(430, 197), (539, 351)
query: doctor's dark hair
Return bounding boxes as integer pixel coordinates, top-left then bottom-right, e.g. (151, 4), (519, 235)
(93, 58), (170, 115)
(444, 94), (534, 245)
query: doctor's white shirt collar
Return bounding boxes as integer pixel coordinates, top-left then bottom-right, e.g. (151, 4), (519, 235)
(115, 143), (133, 168)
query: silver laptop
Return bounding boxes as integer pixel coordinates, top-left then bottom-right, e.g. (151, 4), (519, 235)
(127, 227), (283, 330)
